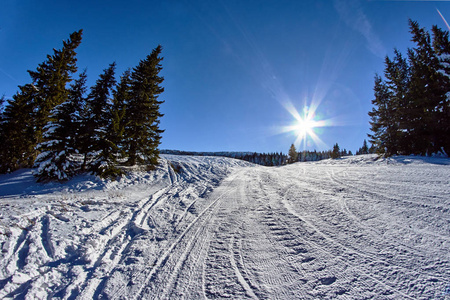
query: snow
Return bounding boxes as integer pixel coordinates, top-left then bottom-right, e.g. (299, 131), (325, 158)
(0, 154), (449, 299)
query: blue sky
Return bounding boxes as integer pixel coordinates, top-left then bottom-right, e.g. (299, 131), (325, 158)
(1, 0), (449, 154)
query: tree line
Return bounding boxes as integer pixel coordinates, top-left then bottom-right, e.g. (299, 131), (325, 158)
(0, 30), (165, 180)
(369, 20), (450, 157)
(160, 142), (364, 168)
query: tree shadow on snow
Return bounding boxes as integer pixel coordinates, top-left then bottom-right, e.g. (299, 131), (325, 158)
(0, 168), (105, 198)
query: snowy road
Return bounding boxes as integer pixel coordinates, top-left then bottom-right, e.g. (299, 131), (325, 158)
(0, 155), (449, 299)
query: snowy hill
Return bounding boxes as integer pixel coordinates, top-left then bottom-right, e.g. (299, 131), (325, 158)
(0, 154), (449, 299)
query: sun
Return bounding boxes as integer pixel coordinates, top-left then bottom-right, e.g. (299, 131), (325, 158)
(279, 103), (331, 150)
(294, 117), (317, 138)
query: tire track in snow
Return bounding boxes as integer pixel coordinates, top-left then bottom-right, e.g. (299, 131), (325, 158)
(111, 171), (243, 299)
(155, 197), (220, 299)
(258, 170), (416, 298)
(324, 168), (450, 282)
(228, 233), (259, 300)
(73, 186), (174, 299)
(232, 170), (310, 299)
(328, 169), (450, 242)
(286, 167), (442, 260)
(284, 168), (438, 269)
(273, 177), (421, 298)
(79, 183), (181, 297)
(201, 176), (262, 299)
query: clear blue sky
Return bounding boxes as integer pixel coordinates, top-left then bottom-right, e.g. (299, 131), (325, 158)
(1, 0), (449, 154)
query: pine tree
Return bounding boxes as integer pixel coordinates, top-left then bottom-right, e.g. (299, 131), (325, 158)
(432, 25), (450, 155)
(331, 143), (340, 159)
(384, 50), (410, 154)
(28, 30), (83, 148)
(0, 96), (5, 116)
(0, 30), (83, 172)
(368, 20), (450, 156)
(288, 143), (298, 163)
(407, 20), (440, 155)
(67, 71), (88, 153)
(32, 72), (88, 181)
(110, 69), (131, 161)
(124, 45), (165, 166)
(82, 63), (123, 178)
(0, 85), (36, 172)
(368, 75), (397, 156)
(0, 96), (7, 172)
(357, 139), (370, 155)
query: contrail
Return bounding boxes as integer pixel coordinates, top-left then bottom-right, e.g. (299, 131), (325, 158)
(437, 8), (450, 31)
(0, 67), (17, 83)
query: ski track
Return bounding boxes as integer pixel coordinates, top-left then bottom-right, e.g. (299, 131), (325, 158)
(0, 155), (449, 299)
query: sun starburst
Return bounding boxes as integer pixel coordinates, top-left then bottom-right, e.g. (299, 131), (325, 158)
(280, 102), (331, 150)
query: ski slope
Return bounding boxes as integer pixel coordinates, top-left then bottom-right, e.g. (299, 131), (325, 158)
(0, 154), (449, 299)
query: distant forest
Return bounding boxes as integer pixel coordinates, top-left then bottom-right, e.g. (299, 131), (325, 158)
(161, 143), (368, 167)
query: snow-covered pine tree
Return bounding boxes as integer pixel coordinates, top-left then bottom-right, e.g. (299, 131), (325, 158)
(32, 72), (88, 182)
(0, 30), (83, 173)
(28, 30), (83, 149)
(124, 45), (165, 167)
(33, 110), (74, 182)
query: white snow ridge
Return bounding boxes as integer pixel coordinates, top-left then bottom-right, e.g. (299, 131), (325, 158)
(0, 154), (449, 299)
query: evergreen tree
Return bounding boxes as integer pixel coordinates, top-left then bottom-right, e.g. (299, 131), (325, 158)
(82, 63), (123, 177)
(368, 75), (397, 156)
(67, 71), (88, 153)
(369, 20), (450, 156)
(407, 20), (441, 155)
(28, 30), (83, 148)
(331, 143), (340, 159)
(0, 30), (83, 172)
(110, 69), (132, 160)
(432, 25), (450, 155)
(356, 139), (370, 155)
(0, 96), (5, 116)
(384, 49), (410, 154)
(124, 45), (165, 166)
(288, 143), (298, 163)
(32, 72), (88, 181)
(0, 85), (36, 172)
(0, 96), (7, 172)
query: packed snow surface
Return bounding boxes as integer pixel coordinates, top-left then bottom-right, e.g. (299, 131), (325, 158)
(0, 154), (449, 299)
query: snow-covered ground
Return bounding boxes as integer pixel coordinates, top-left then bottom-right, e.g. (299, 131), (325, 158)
(0, 154), (449, 299)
